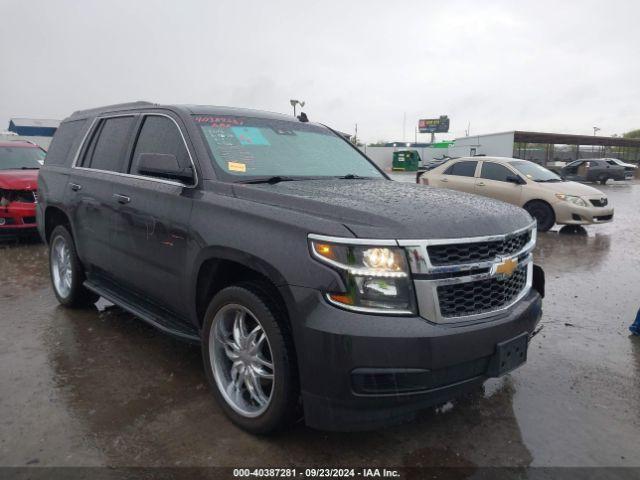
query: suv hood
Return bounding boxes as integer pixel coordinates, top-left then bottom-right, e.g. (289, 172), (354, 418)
(536, 180), (605, 197)
(234, 179), (533, 239)
(0, 169), (39, 190)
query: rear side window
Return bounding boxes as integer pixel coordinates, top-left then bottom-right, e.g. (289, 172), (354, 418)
(480, 162), (513, 182)
(130, 116), (189, 176)
(45, 119), (86, 166)
(444, 161), (477, 177)
(83, 116), (135, 172)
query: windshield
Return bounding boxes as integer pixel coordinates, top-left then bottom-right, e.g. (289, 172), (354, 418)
(0, 146), (45, 170)
(193, 115), (384, 180)
(509, 160), (562, 182)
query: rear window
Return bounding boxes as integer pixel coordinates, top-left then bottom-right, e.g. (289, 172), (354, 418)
(444, 160), (477, 177)
(44, 119), (86, 166)
(83, 116), (135, 173)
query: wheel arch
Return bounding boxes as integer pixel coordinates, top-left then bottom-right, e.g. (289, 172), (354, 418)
(523, 198), (556, 227)
(44, 206), (73, 243)
(192, 247), (291, 330)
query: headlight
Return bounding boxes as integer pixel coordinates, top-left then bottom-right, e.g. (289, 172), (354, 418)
(309, 238), (416, 315)
(555, 193), (588, 207)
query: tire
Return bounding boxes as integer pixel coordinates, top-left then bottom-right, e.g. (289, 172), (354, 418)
(48, 225), (99, 307)
(524, 200), (555, 232)
(202, 283), (299, 434)
(599, 176), (609, 185)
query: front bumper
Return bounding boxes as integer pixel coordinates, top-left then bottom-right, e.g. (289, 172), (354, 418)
(0, 201), (37, 233)
(284, 285), (543, 431)
(552, 201), (614, 225)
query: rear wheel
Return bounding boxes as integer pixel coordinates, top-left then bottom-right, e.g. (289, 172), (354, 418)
(524, 200), (555, 232)
(49, 225), (98, 307)
(202, 283), (298, 434)
(598, 175), (609, 185)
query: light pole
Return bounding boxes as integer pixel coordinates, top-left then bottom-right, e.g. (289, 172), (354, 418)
(290, 99), (305, 117)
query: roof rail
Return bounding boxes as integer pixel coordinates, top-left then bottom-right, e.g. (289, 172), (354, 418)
(69, 101), (156, 119)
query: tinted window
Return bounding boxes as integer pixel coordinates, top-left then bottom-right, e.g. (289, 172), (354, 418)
(131, 116), (189, 176)
(44, 119), (86, 166)
(606, 160), (617, 166)
(85, 116), (135, 172)
(444, 161), (477, 177)
(481, 162), (514, 182)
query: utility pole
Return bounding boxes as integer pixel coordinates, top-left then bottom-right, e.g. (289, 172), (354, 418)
(402, 112), (406, 142)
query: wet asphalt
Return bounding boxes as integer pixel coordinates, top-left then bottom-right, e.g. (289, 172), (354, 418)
(0, 181), (639, 469)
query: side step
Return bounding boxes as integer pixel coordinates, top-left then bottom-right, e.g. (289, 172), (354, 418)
(84, 279), (200, 343)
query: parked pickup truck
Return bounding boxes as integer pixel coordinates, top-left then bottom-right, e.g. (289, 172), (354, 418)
(37, 102), (544, 433)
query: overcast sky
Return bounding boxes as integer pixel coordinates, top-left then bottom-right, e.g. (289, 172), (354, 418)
(1, 0), (638, 142)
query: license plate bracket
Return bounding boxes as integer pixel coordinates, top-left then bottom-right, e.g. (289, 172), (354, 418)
(487, 332), (529, 377)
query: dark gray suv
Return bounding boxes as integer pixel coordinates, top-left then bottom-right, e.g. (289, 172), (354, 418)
(37, 102), (544, 433)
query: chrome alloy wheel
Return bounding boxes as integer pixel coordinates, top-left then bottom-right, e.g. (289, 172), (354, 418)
(51, 235), (72, 298)
(209, 304), (275, 417)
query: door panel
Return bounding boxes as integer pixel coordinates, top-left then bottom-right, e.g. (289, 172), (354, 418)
(66, 170), (114, 271)
(109, 175), (193, 314)
(107, 114), (196, 315)
(68, 115), (136, 273)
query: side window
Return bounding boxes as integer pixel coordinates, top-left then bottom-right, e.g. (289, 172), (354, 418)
(444, 161), (477, 177)
(606, 160), (617, 166)
(45, 119), (86, 166)
(130, 116), (189, 177)
(83, 116), (135, 172)
(480, 162), (514, 182)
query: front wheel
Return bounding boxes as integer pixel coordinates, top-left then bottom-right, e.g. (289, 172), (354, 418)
(202, 284), (299, 434)
(599, 175), (609, 185)
(524, 201), (555, 232)
(49, 225), (98, 307)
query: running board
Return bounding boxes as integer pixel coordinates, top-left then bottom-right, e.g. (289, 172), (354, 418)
(84, 280), (200, 343)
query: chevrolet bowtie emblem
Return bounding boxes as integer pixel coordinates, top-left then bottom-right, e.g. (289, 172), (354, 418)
(494, 257), (518, 278)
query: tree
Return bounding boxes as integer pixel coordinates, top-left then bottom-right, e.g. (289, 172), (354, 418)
(623, 129), (640, 139)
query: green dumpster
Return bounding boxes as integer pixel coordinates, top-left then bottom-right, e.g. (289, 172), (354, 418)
(392, 150), (421, 171)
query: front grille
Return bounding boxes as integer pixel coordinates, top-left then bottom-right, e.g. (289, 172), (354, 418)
(437, 266), (528, 318)
(427, 230), (531, 266)
(590, 198), (608, 207)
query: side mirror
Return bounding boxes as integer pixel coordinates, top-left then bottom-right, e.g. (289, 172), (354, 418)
(137, 153), (194, 183)
(506, 175), (524, 185)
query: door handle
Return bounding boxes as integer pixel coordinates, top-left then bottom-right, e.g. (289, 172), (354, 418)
(113, 193), (131, 204)
(477, 182), (486, 186)
(70, 183), (82, 192)
(441, 178), (448, 182)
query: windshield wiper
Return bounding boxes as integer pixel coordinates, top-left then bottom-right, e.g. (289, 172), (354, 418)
(336, 174), (370, 179)
(535, 178), (562, 183)
(20, 167), (40, 170)
(238, 176), (298, 185)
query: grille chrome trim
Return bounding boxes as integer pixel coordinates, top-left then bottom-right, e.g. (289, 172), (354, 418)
(400, 222), (536, 324)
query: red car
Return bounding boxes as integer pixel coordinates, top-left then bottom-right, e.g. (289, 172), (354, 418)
(0, 140), (46, 235)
